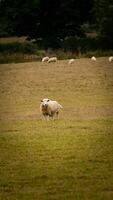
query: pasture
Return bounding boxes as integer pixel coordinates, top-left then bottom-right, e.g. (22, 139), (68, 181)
(0, 58), (113, 200)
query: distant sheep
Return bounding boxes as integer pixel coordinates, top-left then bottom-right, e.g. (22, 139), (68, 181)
(68, 59), (75, 64)
(91, 56), (96, 61)
(48, 57), (57, 63)
(108, 56), (113, 62)
(40, 98), (63, 120)
(42, 56), (49, 62)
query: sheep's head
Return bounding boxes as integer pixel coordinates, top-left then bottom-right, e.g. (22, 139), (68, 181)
(41, 98), (50, 108)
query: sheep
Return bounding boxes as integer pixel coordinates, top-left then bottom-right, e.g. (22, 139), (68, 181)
(42, 56), (49, 62)
(40, 98), (63, 120)
(68, 59), (75, 64)
(91, 56), (96, 61)
(48, 57), (57, 63)
(108, 56), (113, 62)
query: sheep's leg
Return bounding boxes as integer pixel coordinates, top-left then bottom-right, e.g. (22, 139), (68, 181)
(42, 115), (46, 120)
(49, 112), (55, 120)
(43, 114), (49, 121)
(56, 111), (59, 119)
(50, 112), (59, 120)
(47, 115), (50, 121)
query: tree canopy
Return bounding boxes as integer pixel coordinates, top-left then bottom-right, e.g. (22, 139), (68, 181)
(0, 0), (113, 49)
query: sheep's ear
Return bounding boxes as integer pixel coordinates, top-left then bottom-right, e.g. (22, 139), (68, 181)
(41, 100), (43, 102)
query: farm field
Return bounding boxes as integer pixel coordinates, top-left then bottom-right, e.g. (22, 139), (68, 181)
(0, 58), (113, 200)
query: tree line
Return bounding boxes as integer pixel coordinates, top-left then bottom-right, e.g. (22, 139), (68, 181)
(0, 0), (113, 49)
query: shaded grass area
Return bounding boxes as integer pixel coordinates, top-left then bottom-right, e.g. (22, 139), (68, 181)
(0, 120), (113, 200)
(0, 53), (40, 64)
(0, 58), (113, 199)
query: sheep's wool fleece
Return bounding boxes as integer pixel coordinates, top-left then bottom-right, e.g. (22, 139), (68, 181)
(47, 101), (62, 112)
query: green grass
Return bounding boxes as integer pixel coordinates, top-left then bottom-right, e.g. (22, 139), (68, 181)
(0, 58), (113, 200)
(0, 120), (113, 200)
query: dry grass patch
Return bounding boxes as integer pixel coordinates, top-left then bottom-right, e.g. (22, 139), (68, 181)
(0, 58), (113, 120)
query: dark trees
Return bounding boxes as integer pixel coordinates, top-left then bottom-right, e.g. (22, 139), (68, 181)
(93, 0), (113, 48)
(0, 0), (93, 48)
(0, 0), (113, 49)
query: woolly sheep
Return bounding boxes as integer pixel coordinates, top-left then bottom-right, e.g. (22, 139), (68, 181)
(68, 59), (75, 64)
(42, 56), (49, 62)
(40, 98), (63, 120)
(48, 57), (57, 63)
(108, 56), (113, 62)
(91, 56), (96, 61)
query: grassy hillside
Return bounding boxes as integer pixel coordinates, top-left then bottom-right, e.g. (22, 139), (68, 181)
(0, 58), (113, 200)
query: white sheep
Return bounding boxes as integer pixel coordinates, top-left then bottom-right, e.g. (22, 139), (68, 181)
(108, 56), (113, 62)
(68, 59), (75, 64)
(42, 56), (49, 62)
(48, 57), (57, 63)
(91, 56), (96, 61)
(40, 98), (63, 120)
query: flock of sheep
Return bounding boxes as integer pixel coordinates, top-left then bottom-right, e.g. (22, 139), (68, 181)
(42, 56), (113, 64)
(42, 56), (57, 63)
(91, 56), (113, 62)
(40, 55), (113, 120)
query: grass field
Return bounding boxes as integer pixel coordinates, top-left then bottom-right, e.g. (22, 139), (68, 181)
(0, 58), (113, 200)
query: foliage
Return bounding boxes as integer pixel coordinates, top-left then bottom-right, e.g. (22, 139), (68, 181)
(93, 0), (113, 48)
(0, 42), (38, 54)
(0, 0), (113, 49)
(0, 0), (93, 48)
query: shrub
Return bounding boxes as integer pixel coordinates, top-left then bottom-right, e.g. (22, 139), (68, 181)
(0, 42), (38, 54)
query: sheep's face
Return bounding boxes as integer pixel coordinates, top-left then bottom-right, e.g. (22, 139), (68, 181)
(41, 98), (50, 108)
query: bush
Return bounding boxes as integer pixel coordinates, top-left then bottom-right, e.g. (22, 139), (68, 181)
(62, 36), (99, 52)
(0, 42), (38, 54)
(62, 36), (113, 53)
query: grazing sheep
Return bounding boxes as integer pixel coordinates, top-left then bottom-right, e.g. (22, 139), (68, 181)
(48, 57), (57, 63)
(91, 56), (96, 61)
(108, 56), (113, 62)
(40, 98), (63, 120)
(42, 56), (49, 62)
(68, 59), (75, 64)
